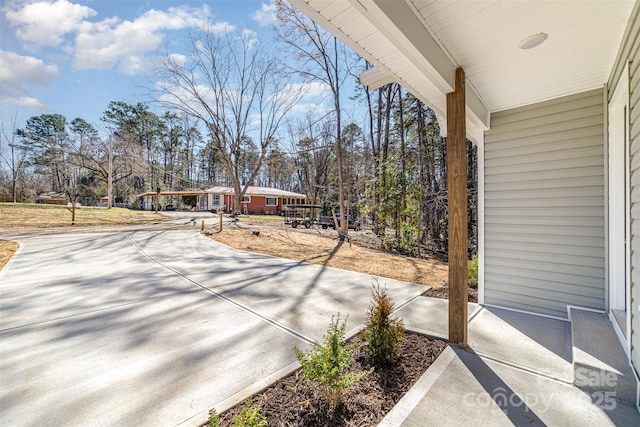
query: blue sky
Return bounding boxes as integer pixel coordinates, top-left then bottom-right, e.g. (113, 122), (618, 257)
(0, 0), (341, 139)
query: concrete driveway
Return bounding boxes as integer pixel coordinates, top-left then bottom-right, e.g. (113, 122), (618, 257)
(0, 230), (425, 426)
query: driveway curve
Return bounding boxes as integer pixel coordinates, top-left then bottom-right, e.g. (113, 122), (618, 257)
(0, 230), (425, 426)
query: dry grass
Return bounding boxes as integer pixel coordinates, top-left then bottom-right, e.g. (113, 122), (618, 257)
(0, 240), (19, 271)
(0, 207), (449, 288)
(205, 221), (448, 288)
(0, 203), (166, 229)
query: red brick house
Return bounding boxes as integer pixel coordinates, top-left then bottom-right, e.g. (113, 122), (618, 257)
(206, 186), (308, 215)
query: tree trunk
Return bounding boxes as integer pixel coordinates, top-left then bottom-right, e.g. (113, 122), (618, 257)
(108, 138), (113, 208)
(333, 37), (347, 236)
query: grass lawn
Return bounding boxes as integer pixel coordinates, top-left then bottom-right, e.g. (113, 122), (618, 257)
(0, 203), (166, 229)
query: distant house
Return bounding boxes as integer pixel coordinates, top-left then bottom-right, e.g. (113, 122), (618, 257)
(36, 192), (67, 205)
(205, 186), (308, 215)
(137, 186), (308, 214)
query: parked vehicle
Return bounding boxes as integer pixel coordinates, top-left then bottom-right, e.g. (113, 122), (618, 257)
(318, 216), (332, 229)
(320, 214), (361, 231)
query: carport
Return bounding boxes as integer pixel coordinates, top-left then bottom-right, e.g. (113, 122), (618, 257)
(138, 191), (208, 211)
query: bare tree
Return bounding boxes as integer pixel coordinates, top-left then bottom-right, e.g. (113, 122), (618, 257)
(67, 118), (141, 207)
(284, 113), (334, 205)
(154, 28), (302, 212)
(276, 0), (355, 235)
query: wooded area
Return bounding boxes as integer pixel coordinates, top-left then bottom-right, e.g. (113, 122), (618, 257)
(0, 7), (477, 259)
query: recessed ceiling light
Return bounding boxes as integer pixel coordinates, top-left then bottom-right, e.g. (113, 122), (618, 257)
(518, 33), (548, 49)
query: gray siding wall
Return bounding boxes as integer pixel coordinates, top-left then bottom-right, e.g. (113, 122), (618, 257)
(609, 2), (640, 377)
(630, 29), (640, 385)
(484, 89), (605, 319)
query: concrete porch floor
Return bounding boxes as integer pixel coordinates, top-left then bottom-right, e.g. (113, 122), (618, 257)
(388, 298), (640, 426)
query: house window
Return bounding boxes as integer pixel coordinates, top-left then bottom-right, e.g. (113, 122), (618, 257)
(212, 194), (220, 205)
(241, 196), (251, 203)
(266, 197), (277, 206)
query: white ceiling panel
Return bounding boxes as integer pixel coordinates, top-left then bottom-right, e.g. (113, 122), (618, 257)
(413, 0), (634, 111)
(290, 0), (633, 138)
(316, 1), (351, 20)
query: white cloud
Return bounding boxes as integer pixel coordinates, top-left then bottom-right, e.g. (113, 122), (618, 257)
(242, 28), (257, 40)
(206, 21), (236, 35)
(5, 1), (218, 75)
(131, 6), (211, 32)
(156, 80), (218, 118)
(0, 50), (55, 112)
(11, 96), (49, 110)
(5, 0), (96, 48)
(290, 102), (331, 117)
(252, 2), (278, 26)
(296, 81), (331, 99)
(0, 50), (59, 87)
(73, 5), (212, 73)
(270, 81), (331, 108)
(168, 53), (187, 67)
(241, 28), (258, 49)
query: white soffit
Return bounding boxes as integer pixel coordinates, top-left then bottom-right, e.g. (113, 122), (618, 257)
(412, 0), (635, 112)
(288, 0), (490, 141)
(289, 0), (634, 131)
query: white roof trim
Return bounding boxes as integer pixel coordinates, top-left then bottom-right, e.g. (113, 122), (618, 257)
(362, 0), (490, 134)
(359, 67), (396, 91)
(205, 186), (307, 198)
(289, 0), (490, 142)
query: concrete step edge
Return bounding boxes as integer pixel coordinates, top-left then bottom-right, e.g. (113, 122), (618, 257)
(570, 307), (638, 406)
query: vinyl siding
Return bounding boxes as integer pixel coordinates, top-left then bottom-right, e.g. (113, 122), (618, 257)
(610, 2), (640, 379)
(484, 89), (605, 318)
(632, 48), (640, 382)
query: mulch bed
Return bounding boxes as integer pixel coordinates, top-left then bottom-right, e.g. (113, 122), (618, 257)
(424, 285), (478, 303)
(218, 333), (447, 426)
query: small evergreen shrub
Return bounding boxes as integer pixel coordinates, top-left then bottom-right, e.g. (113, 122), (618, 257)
(208, 408), (221, 427)
(232, 398), (267, 427)
(361, 282), (405, 365)
(294, 314), (371, 407)
(468, 255), (478, 289)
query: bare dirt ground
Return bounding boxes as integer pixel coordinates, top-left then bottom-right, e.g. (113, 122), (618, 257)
(204, 215), (450, 289)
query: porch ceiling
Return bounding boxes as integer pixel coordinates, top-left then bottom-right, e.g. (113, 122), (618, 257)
(289, 0), (635, 139)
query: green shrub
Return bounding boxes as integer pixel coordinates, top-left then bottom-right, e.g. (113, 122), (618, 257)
(294, 314), (371, 407)
(468, 255), (478, 289)
(361, 283), (405, 365)
(208, 408), (221, 427)
(232, 398), (267, 427)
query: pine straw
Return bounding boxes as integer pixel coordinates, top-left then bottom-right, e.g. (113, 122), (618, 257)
(218, 333), (447, 427)
(0, 240), (19, 271)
